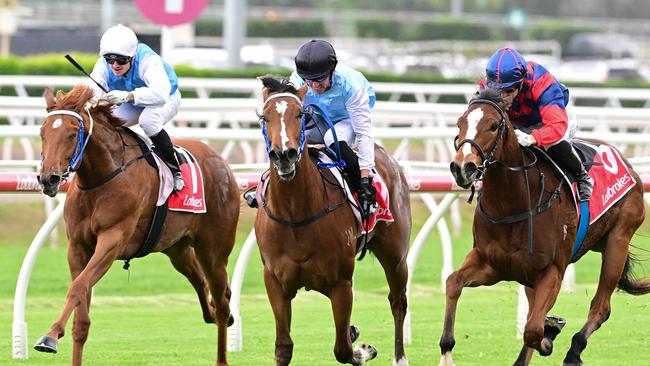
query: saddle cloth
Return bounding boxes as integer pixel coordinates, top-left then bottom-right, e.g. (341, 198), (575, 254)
(254, 149), (394, 235)
(162, 146), (207, 213)
(571, 140), (636, 224)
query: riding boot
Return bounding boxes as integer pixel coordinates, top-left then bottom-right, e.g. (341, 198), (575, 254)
(330, 141), (361, 194)
(547, 140), (593, 202)
(150, 129), (184, 191)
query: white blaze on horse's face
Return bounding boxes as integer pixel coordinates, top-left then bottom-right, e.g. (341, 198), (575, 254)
(462, 108), (483, 157)
(274, 100), (290, 151)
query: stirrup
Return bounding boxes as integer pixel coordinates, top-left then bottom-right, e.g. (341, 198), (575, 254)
(173, 172), (184, 191)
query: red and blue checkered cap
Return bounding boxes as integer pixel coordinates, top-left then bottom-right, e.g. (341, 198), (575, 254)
(485, 47), (527, 89)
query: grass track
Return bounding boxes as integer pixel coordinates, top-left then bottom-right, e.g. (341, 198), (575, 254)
(1, 199), (649, 365)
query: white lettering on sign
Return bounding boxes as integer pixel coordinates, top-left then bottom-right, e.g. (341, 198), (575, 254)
(165, 0), (183, 14)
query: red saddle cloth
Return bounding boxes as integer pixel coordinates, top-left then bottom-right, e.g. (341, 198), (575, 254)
(572, 143), (636, 224)
(359, 174), (394, 234)
(167, 147), (207, 213)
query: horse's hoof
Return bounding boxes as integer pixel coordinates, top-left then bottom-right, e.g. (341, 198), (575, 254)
(353, 343), (377, 362)
(228, 314), (235, 327)
(34, 335), (58, 353)
(539, 337), (553, 357)
(563, 363), (583, 366)
(350, 325), (360, 343)
(544, 315), (566, 341)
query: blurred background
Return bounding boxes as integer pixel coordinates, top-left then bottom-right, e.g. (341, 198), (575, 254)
(4, 0), (650, 83)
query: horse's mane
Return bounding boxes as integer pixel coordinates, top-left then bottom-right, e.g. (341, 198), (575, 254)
(52, 84), (118, 124)
(472, 88), (504, 105)
(258, 75), (299, 94)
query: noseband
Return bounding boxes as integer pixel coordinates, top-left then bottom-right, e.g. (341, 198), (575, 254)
(259, 92), (307, 160)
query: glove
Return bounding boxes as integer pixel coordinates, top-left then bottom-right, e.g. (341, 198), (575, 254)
(105, 90), (130, 105)
(358, 177), (377, 214)
(515, 129), (536, 147)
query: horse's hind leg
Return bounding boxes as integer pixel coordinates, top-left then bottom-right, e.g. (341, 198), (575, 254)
(564, 227), (637, 366)
(372, 236), (409, 365)
(194, 228), (237, 366)
(164, 240), (216, 323)
(439, 249), (499, 366)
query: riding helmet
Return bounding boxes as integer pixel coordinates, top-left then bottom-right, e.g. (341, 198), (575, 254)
(295, 39), (338, 81)
(485, 47), (527, 89)
(99, 24), (138, 57)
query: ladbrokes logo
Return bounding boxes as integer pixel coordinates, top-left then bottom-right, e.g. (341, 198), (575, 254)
(16, 174), (41, 191)
(182, 196), (203, 207)
(601, 173), (631, 206)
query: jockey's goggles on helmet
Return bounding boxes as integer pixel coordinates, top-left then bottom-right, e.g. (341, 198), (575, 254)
(103, 54), (131, 66)
(305, 74), (329, 83)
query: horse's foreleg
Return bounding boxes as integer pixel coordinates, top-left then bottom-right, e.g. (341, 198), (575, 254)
(439, 249), (499, 366)
(71, 288), (92, 366)
(372, 239), (409, 365)
(523, 265), (562, 357)
(564, 229), (633, 366)
(263, 266), (296, 366)
(164, 242), (216, 323)
(36, 230), (122, 363)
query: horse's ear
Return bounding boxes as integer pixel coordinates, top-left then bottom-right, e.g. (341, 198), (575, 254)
(296, 84), (308, 100)
(44, 87), (56, 112)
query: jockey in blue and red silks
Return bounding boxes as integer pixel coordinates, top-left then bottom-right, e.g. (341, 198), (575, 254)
(480, 47), (593, 201)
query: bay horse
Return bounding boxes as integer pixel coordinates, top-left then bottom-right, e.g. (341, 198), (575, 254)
(34, 84), (240, 366)
(255, 76), (411, 365)
(443, 88), (650, 366)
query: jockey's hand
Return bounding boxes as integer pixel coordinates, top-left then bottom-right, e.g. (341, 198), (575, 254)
(515, 129), (536, 147)
(106, 90), (130, 105)
(358, 176), (377, 214)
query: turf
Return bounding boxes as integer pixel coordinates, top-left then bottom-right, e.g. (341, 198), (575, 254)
(1, 198), (649, 365)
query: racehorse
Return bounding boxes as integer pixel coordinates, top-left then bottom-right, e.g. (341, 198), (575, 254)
(34, 84), (240, 366)
(443, 88), (650, 366)
(254, 75), (411, 365)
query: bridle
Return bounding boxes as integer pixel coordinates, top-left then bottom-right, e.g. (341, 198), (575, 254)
(44, 106), (94, 179)
(258, 92), (307, 161)
(453, 98), (507, 177)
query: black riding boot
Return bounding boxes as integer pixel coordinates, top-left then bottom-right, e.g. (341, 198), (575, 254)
(331, 141), (361, 194)
(150, 129), (184, 191)
(547, 140), (593, 202)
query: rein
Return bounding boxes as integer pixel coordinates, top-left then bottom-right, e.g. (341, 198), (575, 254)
(46, 107), (150, 191)
(260, 167), (346, 227)
(460, 99), (562, 254)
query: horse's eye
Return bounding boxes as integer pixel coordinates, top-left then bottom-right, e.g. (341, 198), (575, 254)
(490, 123), (498, 132)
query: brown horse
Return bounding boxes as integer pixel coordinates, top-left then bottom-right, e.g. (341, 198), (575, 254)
(34, 85), (240, 366)
(444, 88), (650, 366)
(254, 76), (411, 365)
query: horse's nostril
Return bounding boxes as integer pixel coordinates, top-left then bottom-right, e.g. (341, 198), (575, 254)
(464, 162), (477, 177)
(286, 148), (298, 162)
(269, 150), (280, 163)
(48, 175), (61, 186)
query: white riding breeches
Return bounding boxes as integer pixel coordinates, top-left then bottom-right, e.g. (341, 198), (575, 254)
(306, 118), (375, 171)
(113, 90), (181, 137)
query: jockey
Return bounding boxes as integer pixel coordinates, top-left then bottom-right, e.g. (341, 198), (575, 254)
(482, 47), (593, 202)
(289, 39), (377, 212)
(86, 24), (184, 191)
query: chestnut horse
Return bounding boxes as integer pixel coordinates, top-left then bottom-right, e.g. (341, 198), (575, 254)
(255, 76), (411, 365)
(443, 89), (650, 366)
(34, 85), (240, 366)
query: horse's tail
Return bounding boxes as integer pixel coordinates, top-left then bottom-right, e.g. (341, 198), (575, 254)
(617, 252), (650, 295)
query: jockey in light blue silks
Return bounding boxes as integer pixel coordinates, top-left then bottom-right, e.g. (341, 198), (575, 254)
(86, 24), (184, 191)
(289, 39), (377, 211)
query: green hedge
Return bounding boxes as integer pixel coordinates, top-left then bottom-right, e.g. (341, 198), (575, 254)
(195, 19), (327, 38)
(0, 54), (647, 90)
(528, 21), (599, 51)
